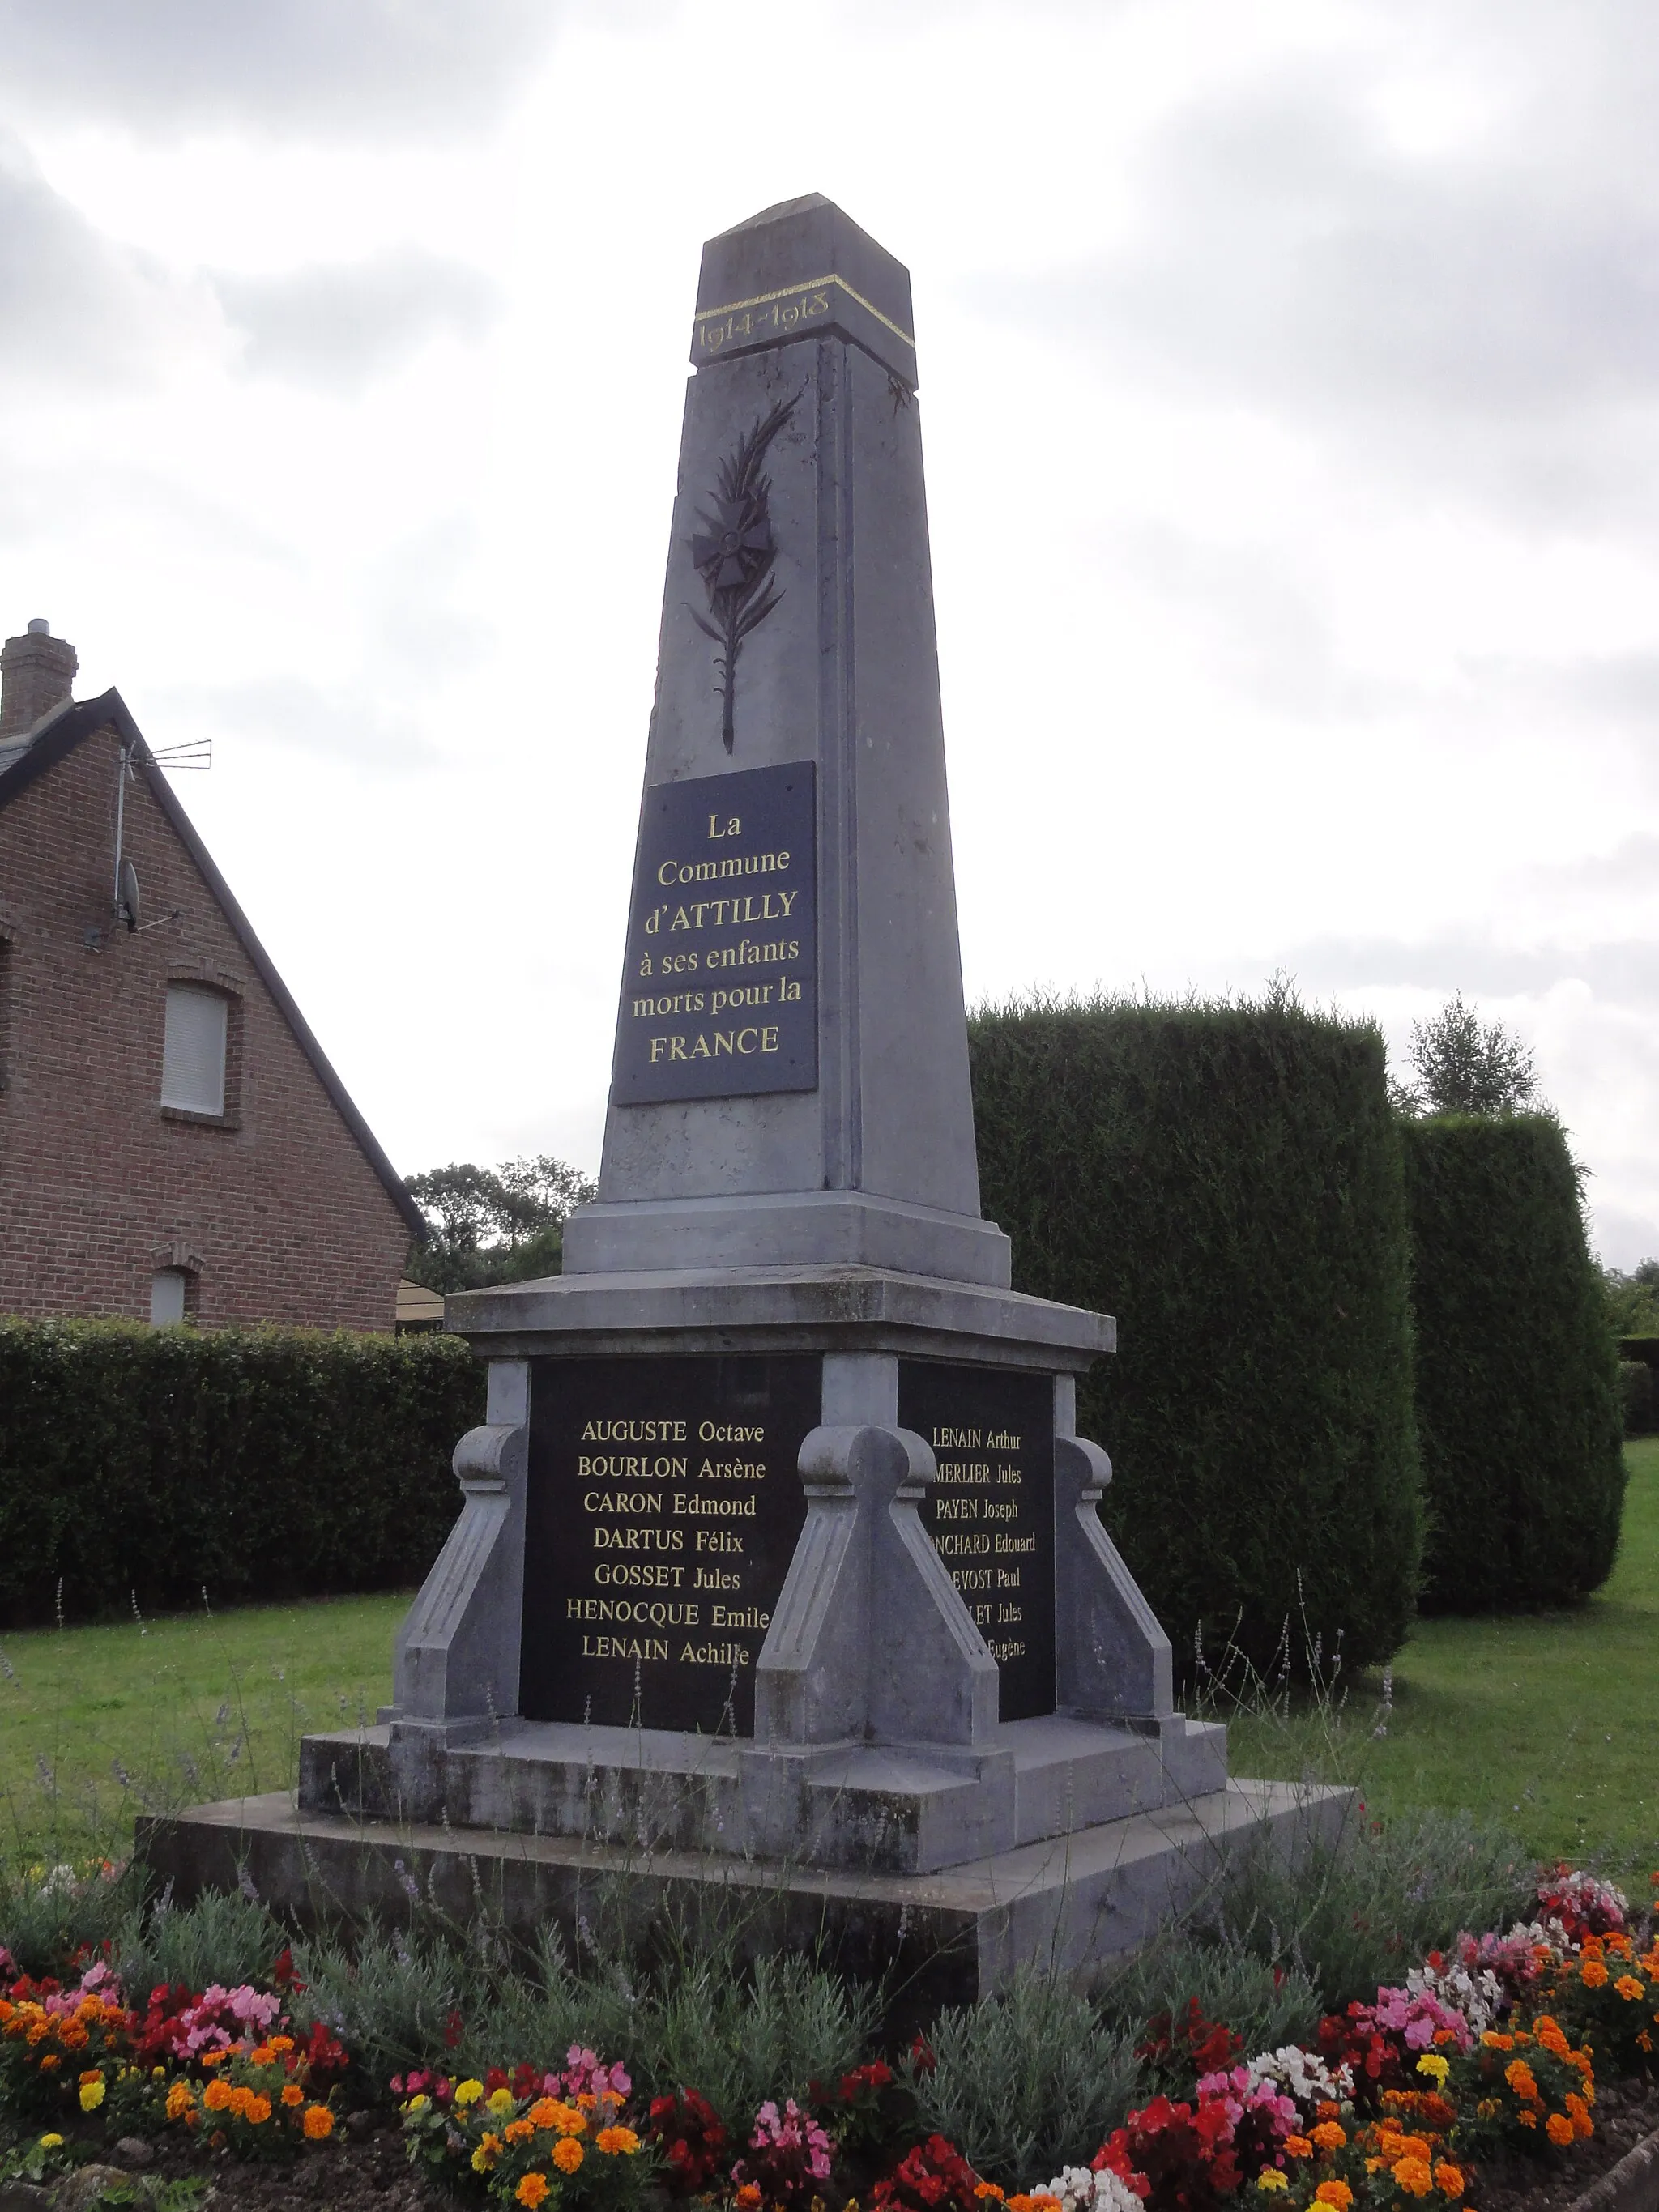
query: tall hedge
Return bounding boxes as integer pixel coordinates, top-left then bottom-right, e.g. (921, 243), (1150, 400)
(1403, 1115), (1625, 1610)
(0, 1322), (484, 1626)
(969, 992), (1422, 1676)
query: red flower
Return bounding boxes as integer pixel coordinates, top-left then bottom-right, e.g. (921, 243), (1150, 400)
(444, 2009), (463, 2050)
(872, 2135), (984, 2212)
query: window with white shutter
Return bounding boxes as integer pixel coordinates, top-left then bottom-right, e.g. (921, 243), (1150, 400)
(150, 1269), (188, 1325)
(160, 985), (228, 1115)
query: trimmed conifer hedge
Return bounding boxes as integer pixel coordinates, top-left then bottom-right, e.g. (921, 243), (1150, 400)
(969, 991), (1422, 1676)
(1402, 1115), (1624, 1610)
(0, 1321), (484, 1626)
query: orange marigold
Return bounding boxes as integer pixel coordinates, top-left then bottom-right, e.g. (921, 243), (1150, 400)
(282, 2083), (305, 2108)
(165, 2081), (196, 2121)
(1505, 2062), (1540, 2103)
(1393, 2159), (1435, 2197)
(1546, 2115), (1574, 2147)
(1317, 2102), (1342, 2121)
(527, 2098), (562, 2129)
(203, 2078), (234, 2113)
(1581, 1961), (1610, 1989)
(1312, 2124), (1347, 2150)
(1566, 2094), (1593, 2140)
(245, 2094), (272, 2126)
(1518, 2110), (1538, 2129)
(1285, 2136), (1313, 2159)
(736, 2189), (762, 2212)
(1482, 2032), (1514, 2051)
(1435, 2167), (1464, 2199)
(1616, 1977), (1645, 2002)
(596, 2125), (640, 2154)
(517, 2178), (550, 2209)
(1314, 2184), (1353, 2210)
(553, 2137), (584, 2174)
(505, 2119), (536, 2145)
(302, 2104), (334, 2142)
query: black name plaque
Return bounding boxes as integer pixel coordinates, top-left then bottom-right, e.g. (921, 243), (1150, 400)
(612, 761), (817, 1105)
(900, 1362), (1056, 1723)
(520, 1354), (818, 1733)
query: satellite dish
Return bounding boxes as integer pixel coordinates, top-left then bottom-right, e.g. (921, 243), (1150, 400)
(118, 858), (140, 932)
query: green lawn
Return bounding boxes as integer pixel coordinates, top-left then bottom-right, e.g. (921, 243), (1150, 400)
(1226, 1437), (1659, 1878)
(2, 1443), (1655, 1882)
(0, 1590), (407, 1873)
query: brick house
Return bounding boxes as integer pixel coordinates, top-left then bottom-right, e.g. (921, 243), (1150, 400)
(0, 620), (422, 1328)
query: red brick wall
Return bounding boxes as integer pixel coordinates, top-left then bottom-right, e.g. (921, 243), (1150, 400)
(0, 724), (413, 1329)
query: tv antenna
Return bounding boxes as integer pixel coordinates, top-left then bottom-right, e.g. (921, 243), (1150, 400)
(113, 734), (211, 932)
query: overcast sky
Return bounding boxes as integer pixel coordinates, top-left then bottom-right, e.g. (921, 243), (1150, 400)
(6, 0), (1659, 1261)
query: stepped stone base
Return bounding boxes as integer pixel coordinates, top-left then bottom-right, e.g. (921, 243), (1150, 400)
(300, 1711), (1228, 1877)
(135, 1777), (1351, 2016)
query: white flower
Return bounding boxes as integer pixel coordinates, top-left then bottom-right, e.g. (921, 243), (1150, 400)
(1038, 2167), (1144, 2212)
(1239, 2048), (1351, 2111)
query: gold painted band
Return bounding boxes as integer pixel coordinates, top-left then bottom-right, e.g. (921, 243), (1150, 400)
(693, 273), (916, 352)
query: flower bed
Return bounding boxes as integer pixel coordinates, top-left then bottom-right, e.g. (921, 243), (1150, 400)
(1, 1863), (1655, 2211)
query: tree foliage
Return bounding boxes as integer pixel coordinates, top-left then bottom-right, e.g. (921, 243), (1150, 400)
(1404, 1114), (1624, 1610)
(403, 1155), (597, 1295)
(1600, 1258), (1659, 1342)
(969, 987), (1422, 1678)
(1396, 994), (1539, 1116)
(0, 1321), (483, 1626)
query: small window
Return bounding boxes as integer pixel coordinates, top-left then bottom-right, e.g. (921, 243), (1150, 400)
(161, 985), (227, 1115)
(150, 1269), (188, 1326)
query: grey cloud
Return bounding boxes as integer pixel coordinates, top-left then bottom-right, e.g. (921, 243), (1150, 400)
(0, 0), (565, 140)
(215, 249), (498, 394)
(182, 678), (436, 769)
(976, 6), (1659, 525)
(1273, 929), (1659, 1008)
(0, 131), (204, 385)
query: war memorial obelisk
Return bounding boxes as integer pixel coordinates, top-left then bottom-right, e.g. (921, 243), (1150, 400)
(147, 198), (1328, 1988)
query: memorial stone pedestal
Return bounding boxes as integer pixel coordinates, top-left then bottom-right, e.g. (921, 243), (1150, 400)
(139, 197), (1342, 1996)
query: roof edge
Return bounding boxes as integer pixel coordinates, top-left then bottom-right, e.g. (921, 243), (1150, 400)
(0, 688), (427, 1242)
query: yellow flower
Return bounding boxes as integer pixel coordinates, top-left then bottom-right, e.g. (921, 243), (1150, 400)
(79, 2076), (106, 2112)
(405, 2093), (430, 2114)
(488, 2086), (518, 2116)
(38, 2135), (63, 2150)
(1415, 2054), (1450, 2086)
(1256, 2173), (1289, 2193)
(455, 2078), (485, 2107)
(472, 2143), (497, 2173)
(554, 2136), (584, 2173)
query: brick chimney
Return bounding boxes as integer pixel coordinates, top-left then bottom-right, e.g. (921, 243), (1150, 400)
(0, 618), (78, 739)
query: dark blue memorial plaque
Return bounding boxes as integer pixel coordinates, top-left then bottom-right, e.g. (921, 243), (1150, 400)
(900, 1362), (1056, 1723)
(520, 1354), (819, 1733)
(612, 761), (817, 1104)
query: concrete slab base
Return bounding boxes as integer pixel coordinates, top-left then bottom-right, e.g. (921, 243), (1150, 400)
(135, 1776), (1351, 2017)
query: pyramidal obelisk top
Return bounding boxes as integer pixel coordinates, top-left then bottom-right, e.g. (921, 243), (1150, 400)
(561, 195), (1012, 1289)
